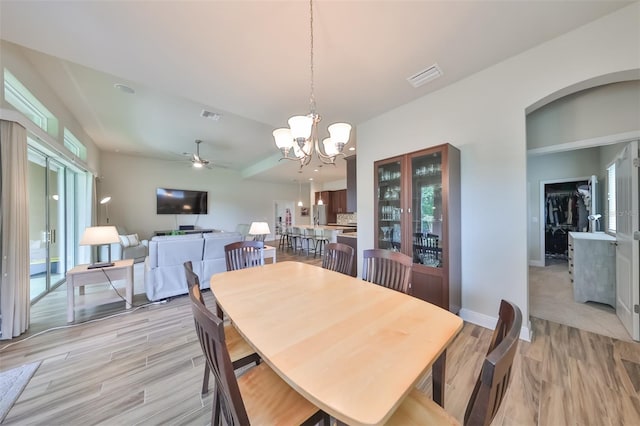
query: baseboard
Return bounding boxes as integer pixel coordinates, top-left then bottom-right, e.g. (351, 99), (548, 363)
(460, 308), (532, 342)
(529, 259), (545, 267)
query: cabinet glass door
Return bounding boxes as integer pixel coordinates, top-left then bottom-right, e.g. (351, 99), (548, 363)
(376, 159), (402, 251)
(411, 151), (443, 267)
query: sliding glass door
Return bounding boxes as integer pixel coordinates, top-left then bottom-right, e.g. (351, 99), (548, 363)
(28, 146), (81, 302)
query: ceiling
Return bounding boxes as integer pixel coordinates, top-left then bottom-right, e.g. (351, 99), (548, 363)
(0, 1), (632, 183)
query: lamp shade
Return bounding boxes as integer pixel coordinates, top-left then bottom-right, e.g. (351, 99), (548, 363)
(80, 226), (120, 246)
(100, 196), (112, 205)
(322, 137), (339, 156)
(328, 122), (351, 145)
(273, 128), (294, 149)
(288, 115), (313, 140)
(248, 221), (271, 236)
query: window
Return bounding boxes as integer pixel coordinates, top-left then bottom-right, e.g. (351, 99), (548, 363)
(63, 128), (87, 161)
(607, 163), (616, 232)
(3, 68), (58, 135)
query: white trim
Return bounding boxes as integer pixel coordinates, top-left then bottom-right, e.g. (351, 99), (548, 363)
(459, 308), (532, 342)
(529, 260), (545, 267)
(528, 131), (640, 156)
(0, 108), (94, 175)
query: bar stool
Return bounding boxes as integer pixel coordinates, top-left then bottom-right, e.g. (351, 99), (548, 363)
(301, 227), (316, 256)
(314, 228), (329, 258)
(278, 227), (289, 250)
(290, 227), (302, 253)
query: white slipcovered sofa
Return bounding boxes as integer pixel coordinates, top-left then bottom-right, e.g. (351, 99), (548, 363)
(144, 231), (242, 301)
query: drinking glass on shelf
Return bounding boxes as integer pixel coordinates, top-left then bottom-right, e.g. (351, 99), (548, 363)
(381, 226), (390, 241)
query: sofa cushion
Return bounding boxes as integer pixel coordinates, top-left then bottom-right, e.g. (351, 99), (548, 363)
(203, 232), (243, 260)
(156, 238), (204, 267)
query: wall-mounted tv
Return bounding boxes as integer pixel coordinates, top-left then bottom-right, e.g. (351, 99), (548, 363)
(156, 188), (208, 215)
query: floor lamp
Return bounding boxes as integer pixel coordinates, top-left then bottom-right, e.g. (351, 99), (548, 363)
(100, 196), (112, 224)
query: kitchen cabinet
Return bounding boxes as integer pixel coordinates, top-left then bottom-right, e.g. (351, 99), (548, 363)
(374, 143), (460, 313)
(346, 156), (357, 213)
(331, 189), (347, 214)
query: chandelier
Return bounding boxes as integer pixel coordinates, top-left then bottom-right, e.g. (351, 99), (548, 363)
(272, 0), (351, 168)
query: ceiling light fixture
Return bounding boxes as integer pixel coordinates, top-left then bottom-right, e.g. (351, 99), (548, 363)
(297, 180), (303, 207)
(272, 0), (351, 169)
(114, 83), (135, 94)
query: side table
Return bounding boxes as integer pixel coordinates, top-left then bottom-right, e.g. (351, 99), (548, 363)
(66, 259), (134, 323)
(263, 245), (277, 264)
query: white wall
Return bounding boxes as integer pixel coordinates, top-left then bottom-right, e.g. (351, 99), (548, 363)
(100, 152), (303, 240)
(0, 41), (101, 173)
(527, 80), (640, 150)
(356, 3), (640, 333)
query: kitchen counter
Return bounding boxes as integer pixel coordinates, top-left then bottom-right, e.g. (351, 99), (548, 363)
(336, 233), (358, 276)
(337, 232), (357, 238)
(298, 225), (355, 232)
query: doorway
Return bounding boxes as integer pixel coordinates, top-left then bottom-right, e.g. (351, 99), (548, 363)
(27, 144), (84, 303)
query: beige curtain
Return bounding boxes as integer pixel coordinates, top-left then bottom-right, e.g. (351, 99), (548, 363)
(0, 120), (30, 340)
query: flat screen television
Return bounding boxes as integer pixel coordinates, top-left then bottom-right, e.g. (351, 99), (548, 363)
(156, 188), (208, 215)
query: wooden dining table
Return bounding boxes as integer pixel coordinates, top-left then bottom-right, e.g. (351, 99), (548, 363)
(210, 261), (463, 426)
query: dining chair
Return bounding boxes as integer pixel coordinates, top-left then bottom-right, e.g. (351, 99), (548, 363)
(183, 261), (260, 396)
(224, 241), (264, 271)
(362, 249), (413, 294)
(386, 299), (523, 426)
(188, 284), (329, 426)
(322, 242), (354, 276)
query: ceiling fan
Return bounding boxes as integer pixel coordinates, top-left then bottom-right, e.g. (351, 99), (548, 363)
(187, 139), (210, 168)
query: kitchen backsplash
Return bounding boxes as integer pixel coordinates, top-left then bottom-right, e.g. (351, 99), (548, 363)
(337, 213), (357, 225)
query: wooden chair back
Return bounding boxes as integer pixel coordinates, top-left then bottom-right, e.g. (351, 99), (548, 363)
(224, 241), (264, 271)
(184, 261), (205, 305)
(189, 285), (250, 426)
(464, 299), (522, 426)
(322, 242), (355, 276)
(362, 249), (413, 294)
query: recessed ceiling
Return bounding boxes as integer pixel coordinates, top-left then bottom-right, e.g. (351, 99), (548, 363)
(0, 0), (631, 182)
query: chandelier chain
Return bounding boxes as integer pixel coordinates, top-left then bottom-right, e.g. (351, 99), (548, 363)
(309, 0), (316, 114)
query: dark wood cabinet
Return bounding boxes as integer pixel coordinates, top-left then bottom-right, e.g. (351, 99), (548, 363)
(374, 143), (460, 313)
(346, 156), (357, 213)
(331, 189), (347, 214)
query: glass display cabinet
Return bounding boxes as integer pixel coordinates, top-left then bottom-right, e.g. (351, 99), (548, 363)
(374, 143), (460, 313)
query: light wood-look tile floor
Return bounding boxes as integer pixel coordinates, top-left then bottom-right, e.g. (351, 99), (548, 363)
(1, 246), (639, 424)
(529, 261), (632, 342)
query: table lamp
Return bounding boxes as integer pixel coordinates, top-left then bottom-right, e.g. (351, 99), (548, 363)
(249, 221), (270, 242)
(80, 226), (120, 269)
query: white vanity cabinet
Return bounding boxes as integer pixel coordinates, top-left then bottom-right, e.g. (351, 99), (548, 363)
(568, 232), (616, 307)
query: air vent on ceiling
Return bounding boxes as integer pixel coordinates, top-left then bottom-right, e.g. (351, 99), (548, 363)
(201, 110), (222, 121)
(407, 64), (443, 88)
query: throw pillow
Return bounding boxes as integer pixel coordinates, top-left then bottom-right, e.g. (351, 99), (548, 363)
(119, 234), (140, 247)
(119, 235), (131, 248)
(127, 234), (140, 246)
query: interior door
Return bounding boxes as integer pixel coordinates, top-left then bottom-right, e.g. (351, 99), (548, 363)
(615, 141), (639, 341)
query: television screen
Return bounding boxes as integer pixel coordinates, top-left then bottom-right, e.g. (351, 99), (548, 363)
(156, 188), (208, 215)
